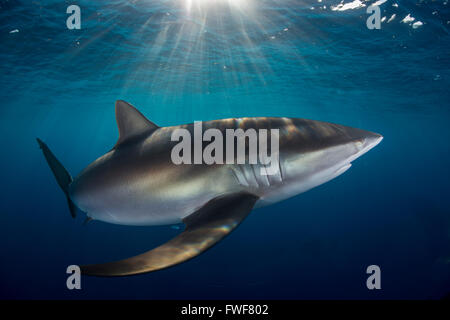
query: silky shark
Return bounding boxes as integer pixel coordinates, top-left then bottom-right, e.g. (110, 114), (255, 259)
(37, 100), (382, 276)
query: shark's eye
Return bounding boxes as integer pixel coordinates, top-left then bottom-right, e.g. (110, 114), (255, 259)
(354, 139), (365, 149)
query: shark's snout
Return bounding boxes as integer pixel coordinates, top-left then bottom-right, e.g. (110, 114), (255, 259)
(345, 129), (383, 163)
(354, 131), (383, 157)
(365, 132), (383, 149)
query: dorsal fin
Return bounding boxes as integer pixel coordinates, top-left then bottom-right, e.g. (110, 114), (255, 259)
(114, 100), (159, 147)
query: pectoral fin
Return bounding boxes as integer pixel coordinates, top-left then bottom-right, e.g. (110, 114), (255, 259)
(81, 192), (259, 277)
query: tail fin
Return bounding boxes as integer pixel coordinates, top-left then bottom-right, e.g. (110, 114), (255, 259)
(36, 138), (77, 218)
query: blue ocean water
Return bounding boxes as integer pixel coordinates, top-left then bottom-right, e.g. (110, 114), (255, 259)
(0, 0), (449, 299)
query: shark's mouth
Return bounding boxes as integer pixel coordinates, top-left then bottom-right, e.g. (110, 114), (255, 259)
(334, 163), (352, 177)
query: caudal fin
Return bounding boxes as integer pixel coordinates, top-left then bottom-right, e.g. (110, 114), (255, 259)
(36, 138), (77, 218)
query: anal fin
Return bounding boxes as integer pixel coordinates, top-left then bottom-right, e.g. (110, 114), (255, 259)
(81, 192), (259, 276)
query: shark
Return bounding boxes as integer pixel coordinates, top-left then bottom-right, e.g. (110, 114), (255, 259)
(37, 100), (382, 276)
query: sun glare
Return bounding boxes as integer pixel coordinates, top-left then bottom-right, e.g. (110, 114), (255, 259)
(183, 0), (252, 13)
(84, 0), (314, 99)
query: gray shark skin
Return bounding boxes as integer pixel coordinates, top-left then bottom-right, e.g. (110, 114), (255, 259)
(37, 100), (382, 276)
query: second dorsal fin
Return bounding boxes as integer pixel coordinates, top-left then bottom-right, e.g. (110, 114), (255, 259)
(114, 100), (159, 148)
